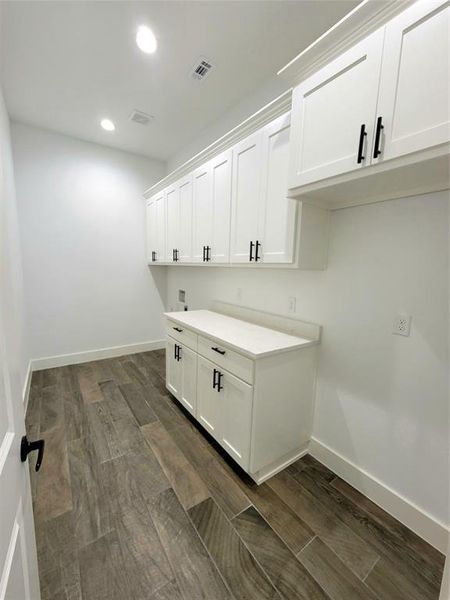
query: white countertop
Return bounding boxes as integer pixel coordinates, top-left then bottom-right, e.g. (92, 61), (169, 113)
(165, 310), (318, 358)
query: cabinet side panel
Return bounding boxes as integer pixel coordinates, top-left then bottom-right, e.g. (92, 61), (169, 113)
(250, 347), (317, 474)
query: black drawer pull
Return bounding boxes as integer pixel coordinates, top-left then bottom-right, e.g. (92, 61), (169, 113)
(217, 371), (223, 392)
(249, 240), (255, 262)
(357, 124), (366, 164)
(21, 435), (45, 472)
(173, 327), (183, 333)
(206, 246), (211, 262)
(211, 347), (225, 355)
(255, 240), (261, 262)
(212, 368), (223, 392)
(373, 116), (384, 158)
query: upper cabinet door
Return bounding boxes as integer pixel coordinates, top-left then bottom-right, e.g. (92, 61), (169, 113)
(155, 191), (166, 262)
(146, 199), (157, 263)
(375, 0), (450, 162)
(288, 28), (385, 188)
(192, 162), (213, 263)
(210, 149), (232, 263)
(166, 183), (179, 263)
(230, 130), (263, 263)
(178, 174), (193, 262)
(259, 113), (297, 264)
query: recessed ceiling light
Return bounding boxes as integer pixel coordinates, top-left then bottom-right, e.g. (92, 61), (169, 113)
(100, 118), (115, 131)
(136, 25), (157, 54)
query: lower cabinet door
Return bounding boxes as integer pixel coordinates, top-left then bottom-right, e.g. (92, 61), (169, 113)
(196, 357), (221, 438)
(166, 337), (181, 399)
(179, 344), (197, 416)
(219, 369), (253, 470)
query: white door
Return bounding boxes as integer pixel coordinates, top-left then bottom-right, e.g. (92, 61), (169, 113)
(196, 357), (221, 438)
(288, 27), (385, 188)
(230, 130), (262, 263)
(166, 183), (179, 263)
(210, 149), (232, 263)
(192, 162), (212, 263)
(218, 369), (253, 471)
(259, 113), (297, 264)
(166, 337), (181, 399)
(178, 174), (193, 263)
(0, 279), (40, 595)
(145, 199), (157, 263)
(179, 345), (197, 416)
(375, 0), (450, 162)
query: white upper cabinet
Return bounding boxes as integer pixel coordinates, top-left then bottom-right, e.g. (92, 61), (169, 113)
(177, 174), (193, 262)
(259, 113), (297, 264)
(375, 0), (450, 162)
(230, 130), (263, 263)
(288, 28), (385, 189)
(166, 183), (179, 263)
(166, 175), (193, 263)
(192, 161), (213, 263)
(287, 0), (449, 198)
(146, 190), (166, 263)
(210, 149), (232, 262)
(192, 149), (232, 263)
(146, 199), (157, 263)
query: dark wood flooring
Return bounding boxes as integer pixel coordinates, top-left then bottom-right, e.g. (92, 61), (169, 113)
(25, 350), (445, 600)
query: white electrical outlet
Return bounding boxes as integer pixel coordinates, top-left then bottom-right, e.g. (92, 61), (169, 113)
(393, 314), (412, 337)
(288, 297), (296, 314)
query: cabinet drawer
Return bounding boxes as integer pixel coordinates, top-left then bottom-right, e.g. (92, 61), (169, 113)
(166, 320), (197, 351)
(198, 335), (253, 384)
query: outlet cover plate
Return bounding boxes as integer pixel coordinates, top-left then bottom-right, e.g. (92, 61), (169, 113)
(393, 314), (412, 337)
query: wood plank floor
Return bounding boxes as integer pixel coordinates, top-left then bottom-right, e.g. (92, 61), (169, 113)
(26, 350), (445, 600)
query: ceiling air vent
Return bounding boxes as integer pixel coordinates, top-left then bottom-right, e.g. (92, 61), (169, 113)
(129, 109), (154, 126)
(191, 57), (213, 81)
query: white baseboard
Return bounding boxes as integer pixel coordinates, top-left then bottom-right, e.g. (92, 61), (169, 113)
(30, 339), (166, 371)
(309, 436), (449, 553)
(22, 361), (32, 411)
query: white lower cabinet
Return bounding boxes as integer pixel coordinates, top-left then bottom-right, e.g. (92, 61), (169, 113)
(166, 336), (197, 416)
(165, 310), (319, 484)
(197, 356), (252, 470)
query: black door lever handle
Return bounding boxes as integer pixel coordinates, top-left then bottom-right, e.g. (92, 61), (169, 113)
(21, 435), (45, 472)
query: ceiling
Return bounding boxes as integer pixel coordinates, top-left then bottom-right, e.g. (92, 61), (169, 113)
(1, 0), (359, 162)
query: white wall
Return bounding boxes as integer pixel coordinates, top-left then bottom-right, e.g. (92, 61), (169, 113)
(11, 122), (166, 362)
(166, 192), (449, 532)
(0, 88), (29, 401)
(166, 76), (289, 172)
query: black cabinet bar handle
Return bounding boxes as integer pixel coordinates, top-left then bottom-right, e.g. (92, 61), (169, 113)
(357, 124), (367, 164)
(212, 368), (218, 389)
(202, 246), (206, 262)
(206, 246), (211, 262)
(249, 240), (255, 262)
(373, 116), (384, 158)
(217, 371), (223, 392)
(172, 249), (175, 262)
(177, 345), (181, 361)
(255, 240), (261, 262)
(211, 346), (225, 355)
(21, 435), (45, 472)
(173, 327), (183, 333)
(174, 343), (177, 359)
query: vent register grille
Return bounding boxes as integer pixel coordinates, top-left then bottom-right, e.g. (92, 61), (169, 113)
(192, 58), (213, 80)
(129, 110), (154, 125)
